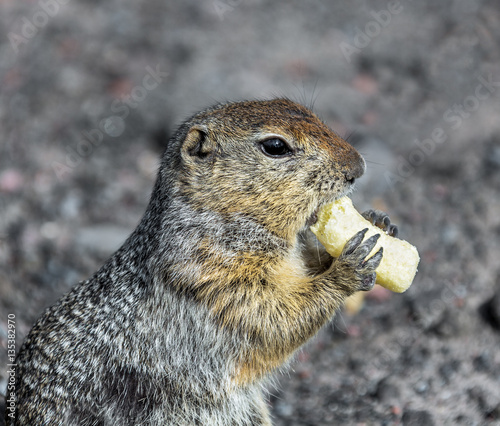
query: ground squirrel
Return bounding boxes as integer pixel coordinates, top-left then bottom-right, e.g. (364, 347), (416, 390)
(5, 98), (393, 425)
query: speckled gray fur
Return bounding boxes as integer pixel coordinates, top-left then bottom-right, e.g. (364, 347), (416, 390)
(9, 106), (273, 426)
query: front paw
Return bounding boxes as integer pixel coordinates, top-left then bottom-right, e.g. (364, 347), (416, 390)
(362, 209), (398, 237)
(337, 229), (383, 292)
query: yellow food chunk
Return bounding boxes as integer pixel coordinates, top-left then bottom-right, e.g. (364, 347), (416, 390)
(310, 197), (419, 293)
(344, 292), (366, 315)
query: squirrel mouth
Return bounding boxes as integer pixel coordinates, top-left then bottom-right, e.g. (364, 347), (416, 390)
(306, 192), (348, 228)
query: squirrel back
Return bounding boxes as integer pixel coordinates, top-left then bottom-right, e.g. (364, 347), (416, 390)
(7, 99), (378, 425)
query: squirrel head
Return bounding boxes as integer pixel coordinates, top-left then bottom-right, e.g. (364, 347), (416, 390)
(164, 98), (365, 244)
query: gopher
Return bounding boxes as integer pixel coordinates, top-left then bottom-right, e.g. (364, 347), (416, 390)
(7, 98), (388, 425)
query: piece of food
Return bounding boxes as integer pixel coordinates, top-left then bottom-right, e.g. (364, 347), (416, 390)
(344, 292), (366, 315)
(310, 197), (419, 293)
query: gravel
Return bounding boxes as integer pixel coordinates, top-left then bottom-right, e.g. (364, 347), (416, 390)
(1, 1), (500, 424)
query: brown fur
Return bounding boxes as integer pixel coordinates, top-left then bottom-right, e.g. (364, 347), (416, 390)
(8, 98), (381, 425)
(173, 99), (368, 386)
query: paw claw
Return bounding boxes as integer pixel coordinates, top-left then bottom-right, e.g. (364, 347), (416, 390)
(342, 228), (368, 256)
(338, 233), (383, 294)
(362, 209), (399, 238)
(363, 247), (383, 271)
(350, 233), (380, 264)
(363, 233), (380, 253)
(388, 224), (398, 238)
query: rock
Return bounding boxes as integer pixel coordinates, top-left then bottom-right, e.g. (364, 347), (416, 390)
(472, 352), (492, 373)
(467, 387), (487, 413)
(401, 409), (435, 425)
(479, 288), (500, 331)
(486, 402), (500, 420)
(484, 138), (500, 174)
(406, 290), (445, 332)
(374, 377), (400, 403)
(401, 346), (430, 369)
(454, 414), (474, 424)
(469, 386), (500, 421)
(438, 359), (461, 384)
(406, 287), (474, 337)
(413, 380), (430, 395)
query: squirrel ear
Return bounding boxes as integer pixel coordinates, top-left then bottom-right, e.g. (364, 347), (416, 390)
(181, 126), (215, 161)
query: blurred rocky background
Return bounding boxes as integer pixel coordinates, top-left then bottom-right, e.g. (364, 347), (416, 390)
(1, 0), (500, 424)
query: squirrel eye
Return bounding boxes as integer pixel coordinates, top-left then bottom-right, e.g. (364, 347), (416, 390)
(260, 138), (292, 157)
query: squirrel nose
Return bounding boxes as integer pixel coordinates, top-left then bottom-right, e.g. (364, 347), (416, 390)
(344, 156), (366, 184)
